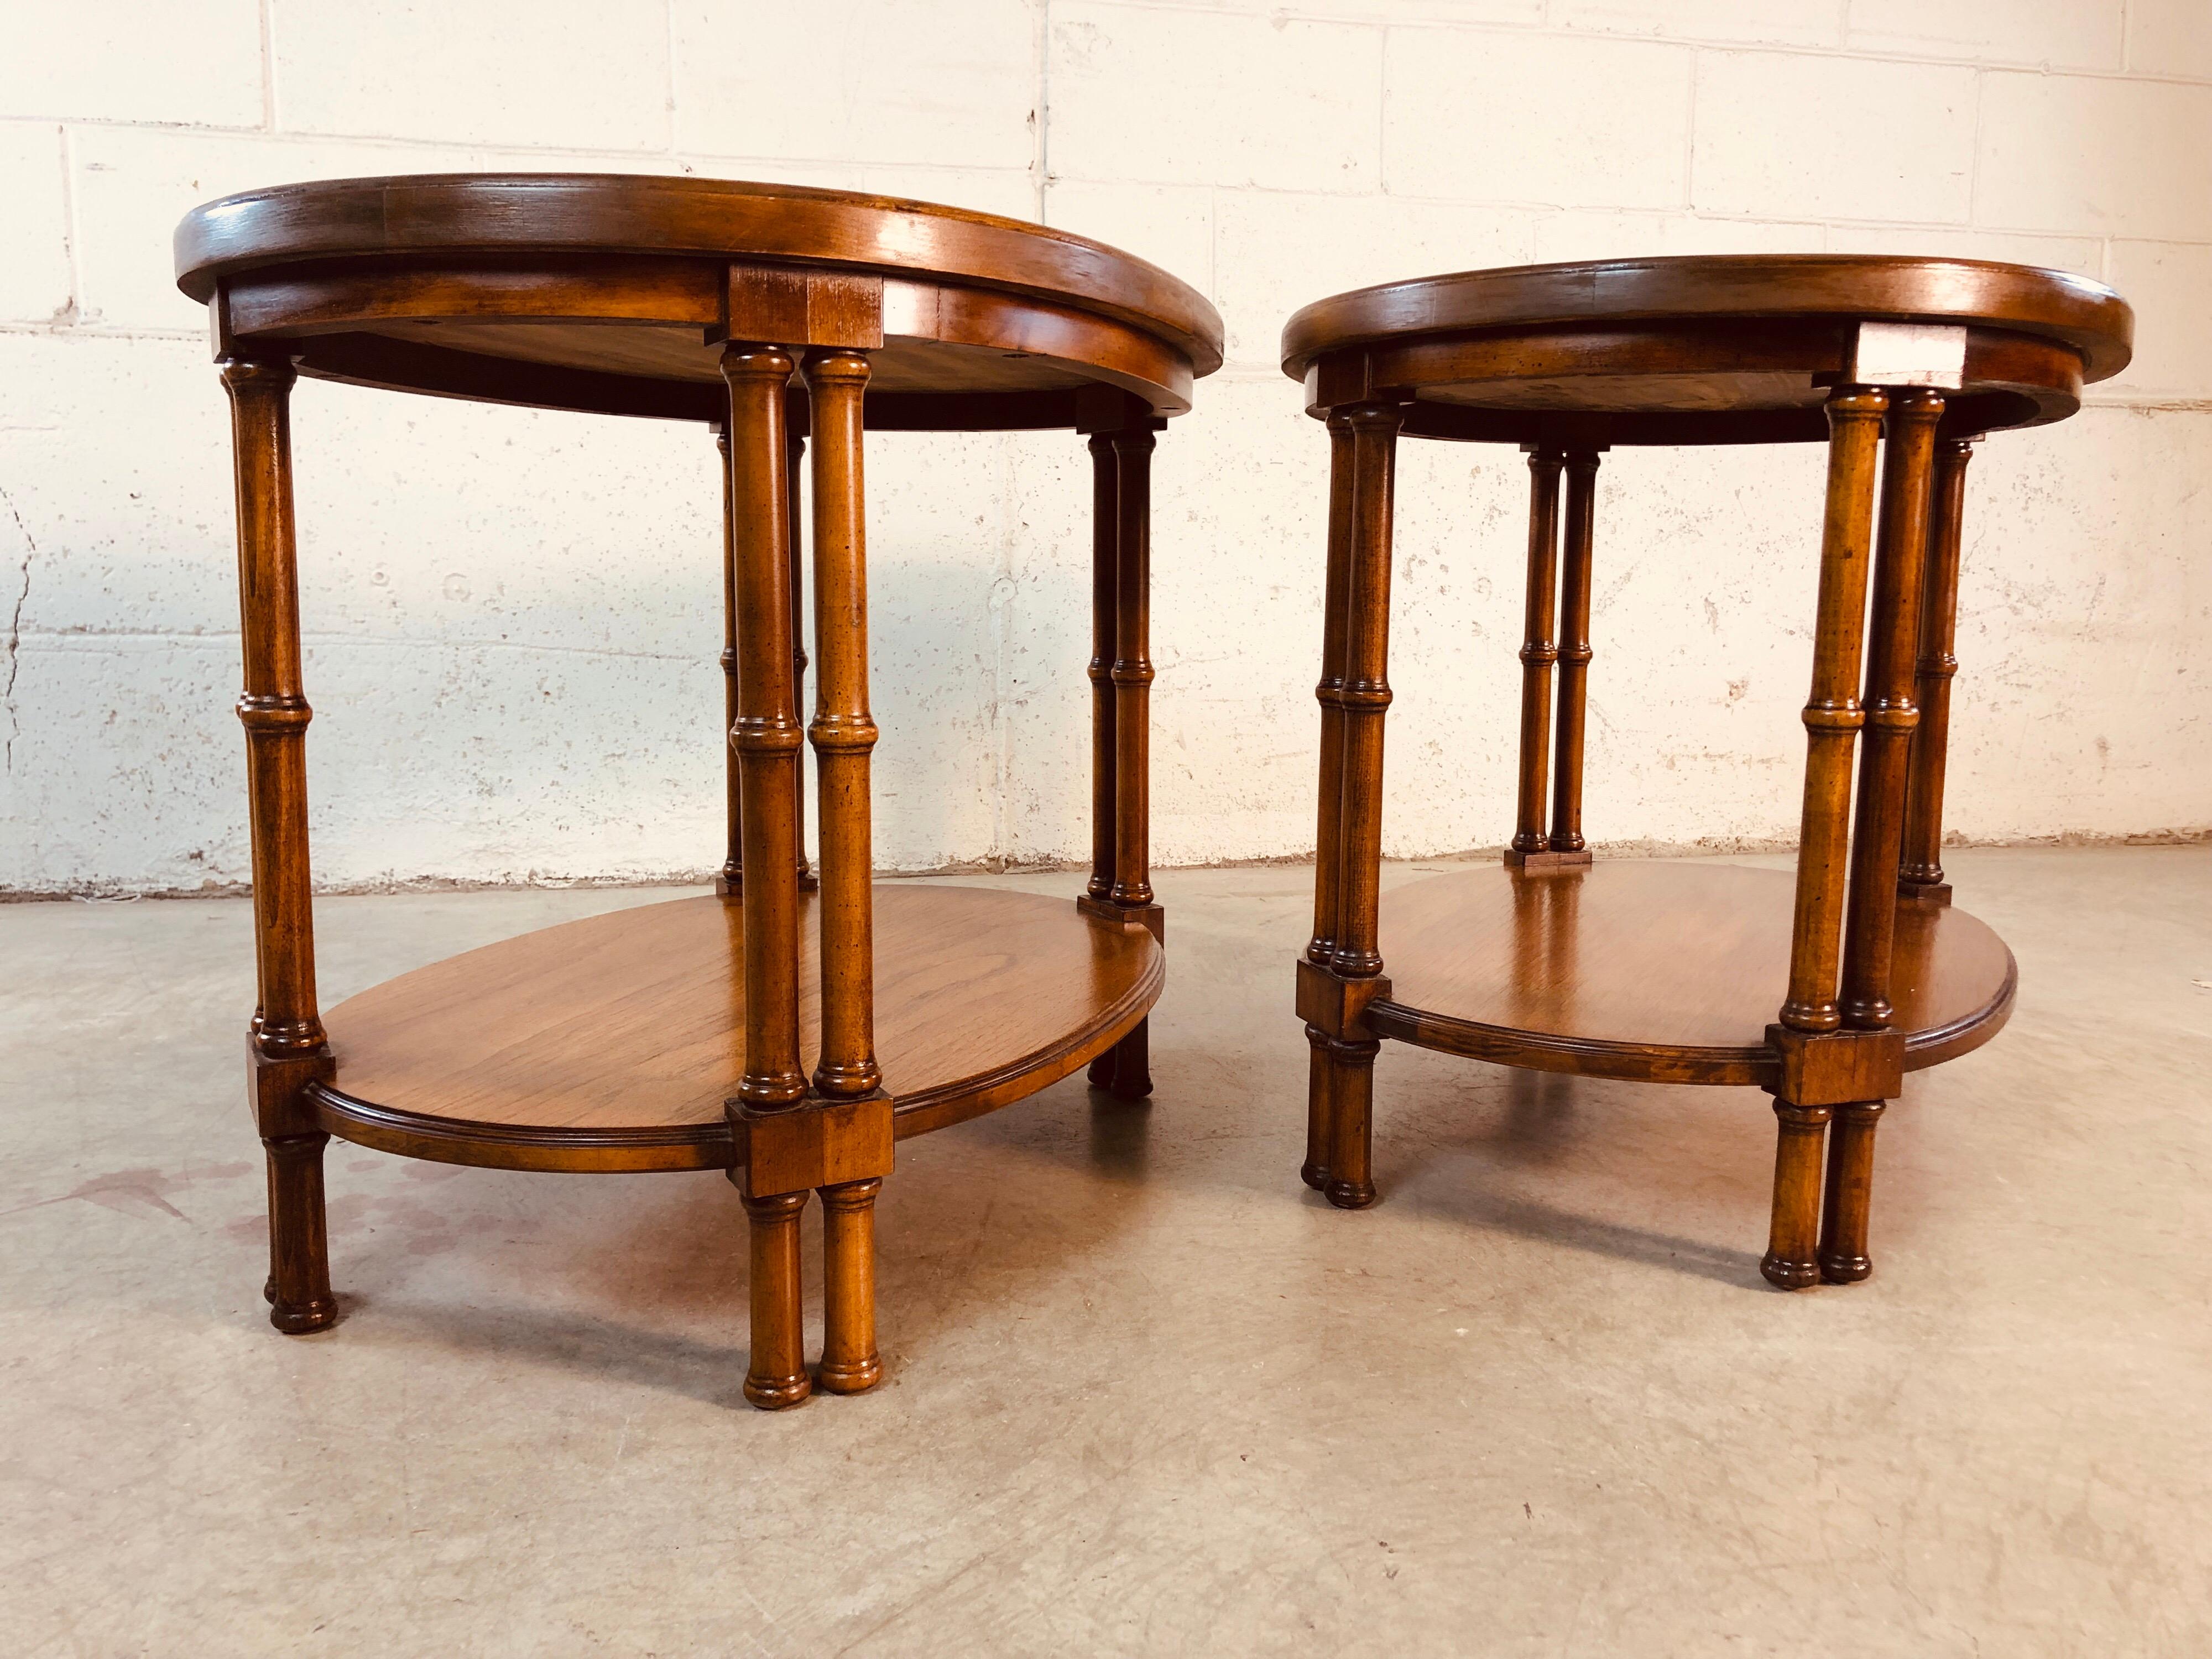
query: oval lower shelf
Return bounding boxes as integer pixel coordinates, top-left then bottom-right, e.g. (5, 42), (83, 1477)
(308, 885), (1163, 1172)
(1361, 862), (2014, 1087)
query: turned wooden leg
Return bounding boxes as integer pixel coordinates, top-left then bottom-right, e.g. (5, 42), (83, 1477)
(1777, 388), (1886, 1035)
(787, 430), (817, 894)
(1841, 388), (1944, 1031)
(223, 353), (337, 1333)
(1818, 1100), (1885, 1283)
(715, 423), (744, 895)
(1322, 1034), (1379, 1210)
(1083, 412), (1160, 1100)
(1326, 404), (1401, 983)
(817, 1177), (882, 1394)
(262, 1132), (336, 1332)
(1302, 1024), (1337, 1191)
(1312, 400), (1401, 1209)
(1307, 411), (1357, 972)
(1900, 436), (1975, 904)
(1547, 450), (1599, 858)
(1761, 1102), (1832, 1288)
(740, 1190), (811, 1408)
(1508, 446), (1563, 861)
(721, 342), (816, 1408)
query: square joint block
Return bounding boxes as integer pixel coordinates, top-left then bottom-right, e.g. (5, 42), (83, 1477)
(1765, 1025), (1905, 1108)
(715, 264), (884, 351)
(248, 1040), (333, 1139)
(1296, 956), (1391, 1041)
(1503, 848), (1593, 872)
(1077, 893), (1165, 943)
(737, 1093), (894, 1199)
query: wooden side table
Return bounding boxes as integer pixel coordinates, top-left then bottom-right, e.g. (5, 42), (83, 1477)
(175, 174), (1222, 1406)
(1280, 257), (2131, 1287)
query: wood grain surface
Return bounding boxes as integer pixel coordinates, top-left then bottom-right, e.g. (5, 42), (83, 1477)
(310, 886), (1163, 1171)
(173, 174), (1223, 426)
(1365, 862), (2013, 1087)
(1284, 256), (2131, 447)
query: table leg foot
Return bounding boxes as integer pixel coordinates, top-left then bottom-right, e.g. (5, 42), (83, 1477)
(1760, 1100), (1831, 1290)
(740, 1188), (813, 1410)
(263, 1132), (338, 1333)
(1321, 1034), (1380, 1209)
(1818, 1099), (1885, 1284)
(1088, 1019), (1152, 1100)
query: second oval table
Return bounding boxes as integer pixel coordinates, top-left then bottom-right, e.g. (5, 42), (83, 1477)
(176, 173), (1224, 1407)
(1280, 254), (2131, 1289)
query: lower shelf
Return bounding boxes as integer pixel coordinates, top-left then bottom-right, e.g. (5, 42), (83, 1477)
(1363, 862), (2015, 1087)
(310, 885), (1162, 1172)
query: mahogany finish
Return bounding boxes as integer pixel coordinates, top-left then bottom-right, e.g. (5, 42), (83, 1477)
(1284, 255), (2130, 1291)
(184, 174), (1220, 1407)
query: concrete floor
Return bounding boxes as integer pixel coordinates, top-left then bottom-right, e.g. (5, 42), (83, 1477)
(2, 847), (2208, 1656)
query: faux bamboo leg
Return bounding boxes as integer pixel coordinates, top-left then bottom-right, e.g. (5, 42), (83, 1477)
(817, 1177), (883, 1394)
(1089, 424), (1157, 1101)
(787, 431), (817, 893)
(1307, 411), (1357, 969)
(1086, 431), (1118, 907)
(1301, 413), (1358, 1189)
(1777, 388), (1888, 1035)
(1320, 403), (1402, 1208)
(1900, 437), (1975, 903)
(740, 1190), (811, 1408)
(1841, 389), (1944, 1031)
(1812, 388), (1944, 1288)
(1509, 447), (1563, 858)
(1761, 1103), (1832, 1290)
(716, 423), (743, 895)
(1547, 451), (1599, 855)
(721, 343), (811, 1408)
(223, 354), (336, 1335)
(802, 349), (880, 1103)
(1763, 386), (1886, 1290)
(1108, 427), (1156, 916)
(1817, 1101), (1885, 1283)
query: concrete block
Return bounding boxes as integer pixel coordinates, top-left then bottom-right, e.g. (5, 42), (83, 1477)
(1385, 29), (1693, 211)
(1045, 181), (1214, 295)
(273, 0), (670, 150)
(1532, 210), (1822, 264)
(674, 0), (1037, 171)
(1214, 190), (1535, 369)
(70, 126), (489, 332)
(2127, 0), (2212, 79)
(1553, 0), (1839, 49)
(1978, 71), (2212, 241)
(1820, 223), (2103, 276)
(2102, 241), (2212, 399)
(0, 123), (73, 324)
(1693, 51), (1976, 224)
(1847, 0), (2125, 70)
(1049, 3), (1381, 194)
(0, 0), (262, 127)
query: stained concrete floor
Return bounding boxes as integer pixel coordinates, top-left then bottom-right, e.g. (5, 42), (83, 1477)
(2, 846), (2208, 1656)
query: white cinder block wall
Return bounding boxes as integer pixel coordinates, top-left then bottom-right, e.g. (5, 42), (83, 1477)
(2, 1), (2207, 893)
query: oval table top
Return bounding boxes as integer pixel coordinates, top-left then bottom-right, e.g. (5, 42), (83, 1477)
(175, 173), (1224, 430)
(1281, 254), (2133, 446)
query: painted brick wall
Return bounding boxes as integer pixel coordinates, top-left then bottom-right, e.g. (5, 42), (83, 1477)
(2, 1), (2206, 892)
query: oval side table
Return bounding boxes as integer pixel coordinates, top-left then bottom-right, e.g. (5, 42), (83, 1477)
(1279, 256), (2131, 1287)
(176, 174), (1223, 1406)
